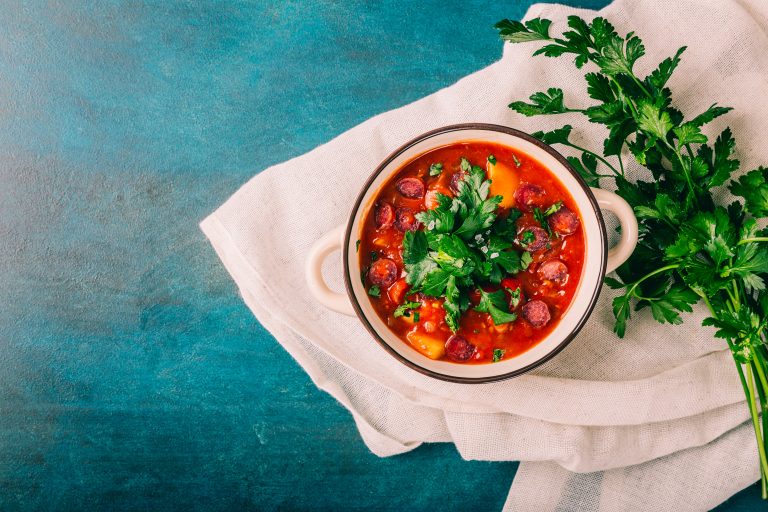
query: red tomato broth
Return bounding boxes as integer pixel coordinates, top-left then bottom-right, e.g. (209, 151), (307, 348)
(358, 141), (586, 364)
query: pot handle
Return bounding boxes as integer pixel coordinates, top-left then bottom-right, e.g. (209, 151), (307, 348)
(591, 188), (638, 274)
(305, 224), (356, 316)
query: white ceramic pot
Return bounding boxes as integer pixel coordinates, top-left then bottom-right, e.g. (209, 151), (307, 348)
(305, 124), (638, 382)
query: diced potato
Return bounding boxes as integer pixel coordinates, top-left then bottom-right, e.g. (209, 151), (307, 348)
(406, 331), (446, 360)
(487, 159), (520, 208)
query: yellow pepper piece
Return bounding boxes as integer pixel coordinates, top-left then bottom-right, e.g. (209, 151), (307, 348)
(487, 159), (520, 208)
(406, 331), (446, 360)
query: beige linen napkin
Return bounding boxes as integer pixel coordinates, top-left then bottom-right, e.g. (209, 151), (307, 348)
(201, 0), (768, 509)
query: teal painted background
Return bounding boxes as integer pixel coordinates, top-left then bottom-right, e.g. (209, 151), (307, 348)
(0, 0), (760, 509)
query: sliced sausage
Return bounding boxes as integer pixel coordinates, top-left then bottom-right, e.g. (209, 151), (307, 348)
(396, 177), (425, 198)
(395, 207), (419, 232)
(374, 201), (395, 229)
(522, 300), (551, 327)
(514, 183), (546, 211)
(538, 259), (568, 283)
(517, 226), (549, 252)
(444, 334), (476, 362)
(368, 258), (398, 288)
(449, 171), (467, 194)
(548, 206), (580, 235)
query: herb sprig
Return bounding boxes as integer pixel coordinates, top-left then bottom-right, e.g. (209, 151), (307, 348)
(403, 162), (530, 331)
(497, 15), (768, 497)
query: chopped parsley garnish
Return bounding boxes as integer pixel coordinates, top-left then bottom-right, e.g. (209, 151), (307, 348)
(370, 251), (379, 262)
(533, 201), (562, 236)
(356, 240), (361, 252)
(512, 154), (522, 167)
(520, 229), (536, 246)
(505, 287), (522, 309)
(393, 301), (422, 318)
(368, 285), (381, 298)
(429, 162), (444, 176)
(475, 289), (517, 325)
(544, 201), (563, 216)
(402, 159), (529, 332)
(488, 155), (497, 165)
(413, 311), (420, 322)
(492, 348), (506, 362)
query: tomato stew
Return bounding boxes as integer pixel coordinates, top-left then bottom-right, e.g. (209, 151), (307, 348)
(358, 141), (585, 364)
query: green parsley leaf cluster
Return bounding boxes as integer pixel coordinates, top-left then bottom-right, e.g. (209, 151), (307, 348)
(497, 15), (768, 491)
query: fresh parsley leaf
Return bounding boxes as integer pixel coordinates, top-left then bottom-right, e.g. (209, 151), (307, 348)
(585, 72), (615, 102)
(403, 231), (428, 264)
(544, 201), (563, 216)
(393, 301), (422, 318)
(429, 162), (443, 176)
(402, 230), (435, 289)
(689, 104), (732, 127)
(636, 99), (673, 140)
(475, 289), (517, 325)
(488, 155), (497, 165)
(509, 88), (571, 116)
(595, 31), (645, 76)
(416, 193), (454, 233)
(443, 275), (461, 332)
(495, 18), (552, 43)
(646, 46), (686, 91)
(519, 229), (536, 247)
(492, 348), (506, 362)
(368, 285), (381, 298)
(709, 128), (740, 187)
(355, 240), (360, 252)
(421, 269), (451, 297)
(454, 195), (502, 239)
(567, 153), (601, 186)
(492, 209), (523, 239)
(370, 251), (379, 262)
(532, 125), (572, 145)
(520, 251), (533, 270)
(533, 207), (551, 236)
(506, 287), (522, 309)
(673, 123), (707, 147)
(730, 166), (768, 217)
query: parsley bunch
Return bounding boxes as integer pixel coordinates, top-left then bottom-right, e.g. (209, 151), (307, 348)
(497, 16), (768, 496)
(403, 158), (532, 331)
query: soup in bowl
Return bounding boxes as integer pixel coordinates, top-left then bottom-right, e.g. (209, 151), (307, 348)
(306, 124), (637, 382)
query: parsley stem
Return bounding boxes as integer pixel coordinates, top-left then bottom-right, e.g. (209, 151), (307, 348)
(739, 237), (768, 246)
(625, 264), (680, 298)
(754, 358), (768, 405)
(629, 73), (653, 98)
(662, 139), (700, 208)
(563, 142), (622, 176)
(746, 363), (768, 481)
(753, 358), (768, 498)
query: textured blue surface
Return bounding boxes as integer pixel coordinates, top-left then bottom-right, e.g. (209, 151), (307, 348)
(0, 1), (759, 510)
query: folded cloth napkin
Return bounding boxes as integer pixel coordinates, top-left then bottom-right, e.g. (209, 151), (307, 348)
(201, 0), (768, 509)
